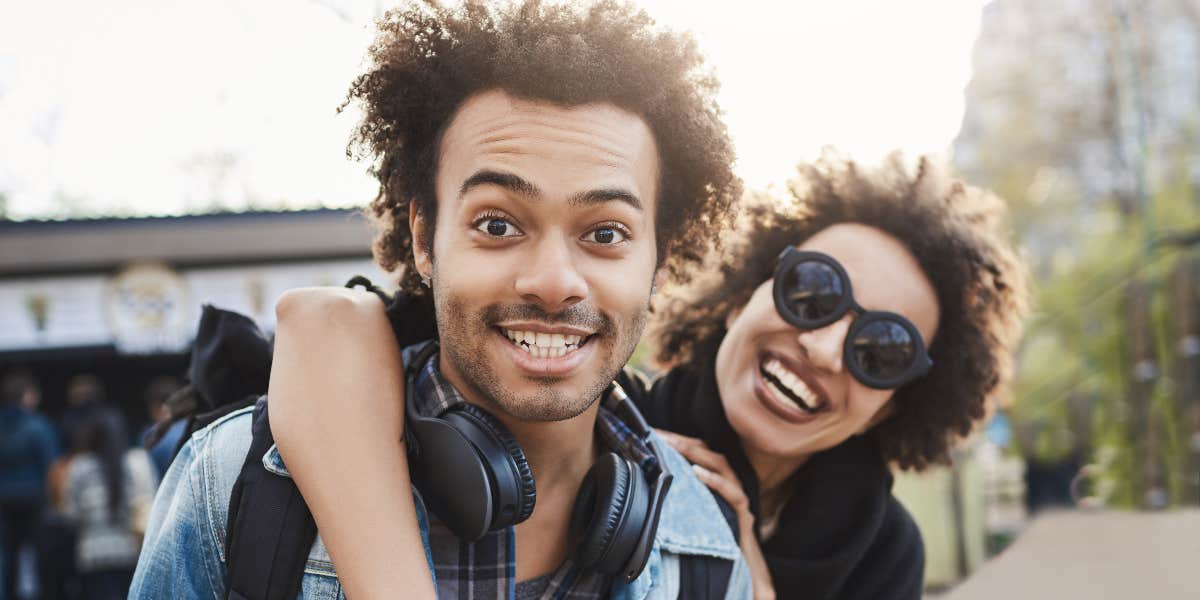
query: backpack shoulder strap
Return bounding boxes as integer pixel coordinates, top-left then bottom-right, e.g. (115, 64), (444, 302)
(677, 492), (739, 599)
(224, 397), (318, 600)
(678, 554), (736, 600)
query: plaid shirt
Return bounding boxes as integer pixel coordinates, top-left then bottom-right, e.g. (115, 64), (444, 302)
(407, 343), (660, 600)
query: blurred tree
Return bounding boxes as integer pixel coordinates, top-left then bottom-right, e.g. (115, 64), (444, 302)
(955, 0), (1200, 507)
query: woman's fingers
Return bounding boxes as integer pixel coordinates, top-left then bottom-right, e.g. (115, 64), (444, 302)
(690, 463), (751, 513)
(657, 430), (737, 480)
(656, 430), (751, 514)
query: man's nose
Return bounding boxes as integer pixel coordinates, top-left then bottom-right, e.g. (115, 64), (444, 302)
(796, 315), (851, 373)
(513, 236), (588, 312)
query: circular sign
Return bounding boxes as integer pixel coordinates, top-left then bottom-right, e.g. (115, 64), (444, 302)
(105, 262), (193, 354)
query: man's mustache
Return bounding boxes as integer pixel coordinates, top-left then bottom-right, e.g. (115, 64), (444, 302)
(481, 303), (614, 336)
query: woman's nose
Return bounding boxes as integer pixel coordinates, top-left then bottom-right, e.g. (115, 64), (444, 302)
(796, 314), (851, 373)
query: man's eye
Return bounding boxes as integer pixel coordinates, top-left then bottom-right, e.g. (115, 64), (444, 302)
(476, 218), (521, 238)
(584, 226), (628, 245)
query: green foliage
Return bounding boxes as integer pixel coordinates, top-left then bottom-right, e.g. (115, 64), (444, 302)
(1000, 163), (1198, 507)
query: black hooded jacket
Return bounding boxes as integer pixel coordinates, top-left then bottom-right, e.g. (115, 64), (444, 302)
(617, 363), (925, 600)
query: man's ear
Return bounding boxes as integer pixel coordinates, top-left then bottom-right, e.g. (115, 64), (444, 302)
(409, 201), (433, 281)
(652, 268), (667, 295)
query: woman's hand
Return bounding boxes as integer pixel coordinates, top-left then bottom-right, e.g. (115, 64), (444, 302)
(657, 430), (776, 600)
(269, 287), (434, 600)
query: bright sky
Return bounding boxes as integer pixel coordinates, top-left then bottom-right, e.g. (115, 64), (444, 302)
(0, 0), (986, 220)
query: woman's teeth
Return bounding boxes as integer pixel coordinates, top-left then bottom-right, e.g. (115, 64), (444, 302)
(762, 358), (821, 412)
(502, 329), (585, 359)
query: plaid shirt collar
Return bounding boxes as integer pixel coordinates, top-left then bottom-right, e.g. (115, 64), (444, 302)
(406, 342), (659, 600)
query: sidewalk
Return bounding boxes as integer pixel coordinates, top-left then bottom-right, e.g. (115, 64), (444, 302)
(933, 509), (1199, 599)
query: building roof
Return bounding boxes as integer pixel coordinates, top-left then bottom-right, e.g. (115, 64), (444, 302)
(0, 208), (377, 277)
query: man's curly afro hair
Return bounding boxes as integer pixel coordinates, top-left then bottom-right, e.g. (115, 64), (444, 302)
(343, 0), (739, 294)
(650, 154), (1029, 470)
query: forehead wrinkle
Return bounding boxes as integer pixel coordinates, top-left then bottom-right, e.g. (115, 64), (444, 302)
(463, 111), (648, 166)
(476, 138), (634, 171)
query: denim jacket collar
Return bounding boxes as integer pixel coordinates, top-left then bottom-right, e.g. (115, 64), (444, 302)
(262, 429), (740, 599)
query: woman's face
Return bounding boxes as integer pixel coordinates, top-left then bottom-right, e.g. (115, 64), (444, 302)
(715, 223), (940, 460)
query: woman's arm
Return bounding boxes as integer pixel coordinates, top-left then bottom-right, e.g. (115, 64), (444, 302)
(268, 287), (435, 600)
(658, 431), (777, 600)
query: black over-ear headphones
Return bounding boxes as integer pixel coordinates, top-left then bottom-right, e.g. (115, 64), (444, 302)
(403, 341), (673, 582)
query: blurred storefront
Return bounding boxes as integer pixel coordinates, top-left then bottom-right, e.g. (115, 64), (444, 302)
(0, 208), (385, 427)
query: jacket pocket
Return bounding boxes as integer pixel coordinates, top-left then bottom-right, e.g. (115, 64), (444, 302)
(300, 571), (345, 600)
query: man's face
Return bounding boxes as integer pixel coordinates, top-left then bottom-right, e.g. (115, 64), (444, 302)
(413, 90), (661, 422)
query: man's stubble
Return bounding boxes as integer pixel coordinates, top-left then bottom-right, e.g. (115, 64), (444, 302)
(433, 277), (648, 422)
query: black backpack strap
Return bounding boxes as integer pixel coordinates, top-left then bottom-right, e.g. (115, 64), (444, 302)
(224, 397), (318, 600)
(679, 554), (735, 600)
(676, 488), (739, 598)
(344, 275), (438, 348)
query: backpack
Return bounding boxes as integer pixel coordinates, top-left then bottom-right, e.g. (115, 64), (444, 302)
(166, 278), (737, 599)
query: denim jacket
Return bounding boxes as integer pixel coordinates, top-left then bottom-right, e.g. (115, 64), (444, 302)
(129, 406), (750, 600)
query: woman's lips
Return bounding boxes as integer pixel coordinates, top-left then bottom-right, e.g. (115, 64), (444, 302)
(751, 352), (829, 425)
(753, 370), (822, 425)
(760, 352), (831, 409)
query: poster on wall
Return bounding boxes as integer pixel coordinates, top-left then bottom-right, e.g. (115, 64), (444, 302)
(0, 276), (112, 352)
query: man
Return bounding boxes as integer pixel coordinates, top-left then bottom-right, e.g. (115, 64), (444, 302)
(0, 371), (60, 600)
(131, 1), (746, 599)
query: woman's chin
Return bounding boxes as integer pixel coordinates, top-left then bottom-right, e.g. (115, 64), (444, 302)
(726, 398), (818, 459)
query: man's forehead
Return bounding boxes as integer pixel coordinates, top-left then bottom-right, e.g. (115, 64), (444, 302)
(437, 90), (660, 191)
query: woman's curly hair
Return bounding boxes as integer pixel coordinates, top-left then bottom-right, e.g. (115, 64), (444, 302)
(650, 154), (1029, 470)
(342, 0), (739, 294)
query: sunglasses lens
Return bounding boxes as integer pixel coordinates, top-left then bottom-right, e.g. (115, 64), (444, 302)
(780, 260), (845, 323)
(850, 319), (917, 381)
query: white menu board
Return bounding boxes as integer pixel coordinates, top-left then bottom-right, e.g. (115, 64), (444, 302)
(0, 258), (389, 354)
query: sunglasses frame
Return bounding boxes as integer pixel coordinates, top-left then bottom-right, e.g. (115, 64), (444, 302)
(772, 247), (933, 390)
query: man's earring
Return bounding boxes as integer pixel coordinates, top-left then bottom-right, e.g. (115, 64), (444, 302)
(650, 284), (658, 295)
(421, 274), (431, 288)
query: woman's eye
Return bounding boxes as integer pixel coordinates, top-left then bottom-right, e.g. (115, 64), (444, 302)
(584, 226), (628, 245)
(476, 217), (521, 238)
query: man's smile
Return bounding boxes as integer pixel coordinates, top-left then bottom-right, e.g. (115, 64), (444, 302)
(492, 323), (599, 377)
(500, 326), (593, 359)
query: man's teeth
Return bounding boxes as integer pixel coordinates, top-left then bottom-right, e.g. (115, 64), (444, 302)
(502, 329), (585, 358)
(762, 358), (820, 411)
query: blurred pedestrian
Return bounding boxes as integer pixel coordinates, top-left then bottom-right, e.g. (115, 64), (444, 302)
(0, 370), (60, 600)
(62, 406), (157, 600)
(58, 375), (105, 452)
(138, 376), (181, 479)
(39, 374), (110, 600)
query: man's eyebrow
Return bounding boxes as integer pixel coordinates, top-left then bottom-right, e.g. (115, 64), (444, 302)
(458, 170), (541, 199)
(568, 188), (643, 212)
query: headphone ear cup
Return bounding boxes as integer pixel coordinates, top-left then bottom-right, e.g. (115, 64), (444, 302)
(571, 453), (648, 575)
(447, 403), (537, 524)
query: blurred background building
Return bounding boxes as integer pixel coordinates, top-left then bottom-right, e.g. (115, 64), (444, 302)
(0, 209), (382, 429)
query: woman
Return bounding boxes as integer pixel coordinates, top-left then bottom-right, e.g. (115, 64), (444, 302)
(62, 405), (158, 600)
(269, 155), (1027, 599)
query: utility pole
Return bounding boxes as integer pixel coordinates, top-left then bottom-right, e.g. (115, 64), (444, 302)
(1112, 0), (1165, 508)
(1124, 281), (1163, 506)
(1168, 253), (1200, 504)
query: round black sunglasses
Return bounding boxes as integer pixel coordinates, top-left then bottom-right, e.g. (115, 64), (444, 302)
(772, 247), (933, 390)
